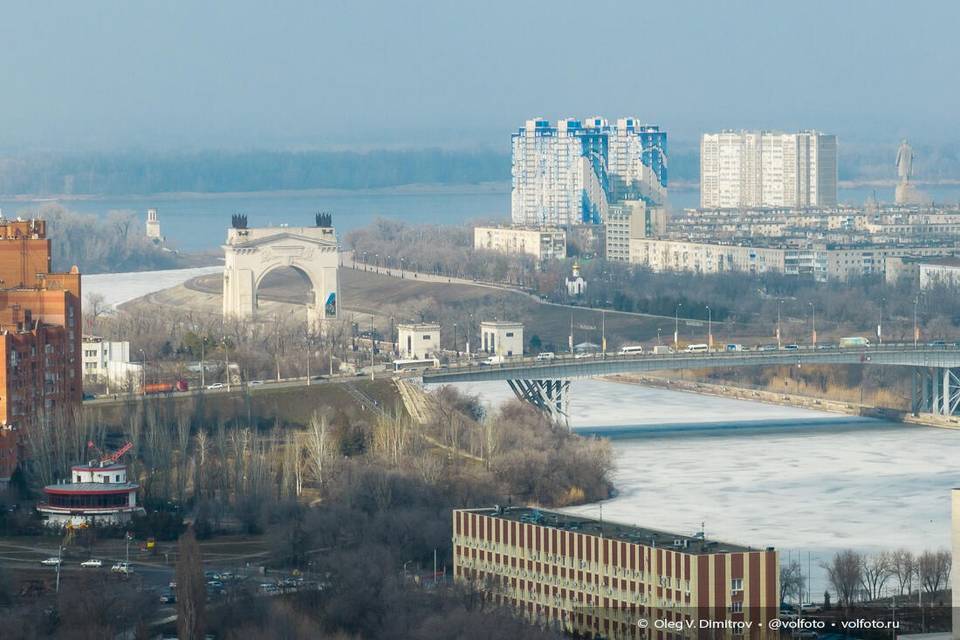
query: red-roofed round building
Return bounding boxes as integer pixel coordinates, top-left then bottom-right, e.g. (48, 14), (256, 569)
(37, 461), (143, 527)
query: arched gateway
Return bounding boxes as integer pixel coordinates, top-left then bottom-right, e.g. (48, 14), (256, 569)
(222, 214), (338, 331)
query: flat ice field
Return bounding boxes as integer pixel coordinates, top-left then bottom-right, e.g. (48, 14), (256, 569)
(84, 266), (222, 308)
(451, 379), (960, 562)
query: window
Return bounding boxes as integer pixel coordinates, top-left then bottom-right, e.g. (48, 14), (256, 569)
(731, 578), (743, 592)
(730, 601), (743, 613)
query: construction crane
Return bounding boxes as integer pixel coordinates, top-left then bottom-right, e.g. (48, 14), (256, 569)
(86, 441), (133, 467)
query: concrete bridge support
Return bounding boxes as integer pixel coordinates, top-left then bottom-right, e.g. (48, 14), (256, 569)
(507, 379), (571, 427)
(912, 367), (960, 416)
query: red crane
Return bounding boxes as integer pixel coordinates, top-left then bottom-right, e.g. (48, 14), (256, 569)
(86, 441), (134, 466)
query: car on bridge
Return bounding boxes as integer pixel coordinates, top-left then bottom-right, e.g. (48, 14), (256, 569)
(80, 558), (103, 568)
(40, 557), (61, 566)
(536, 352), (556, 361)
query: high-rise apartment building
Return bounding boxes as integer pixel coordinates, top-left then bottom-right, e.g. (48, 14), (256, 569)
(700, 131), (837, 209)
(0, 219), (82, 483)
(454, 507), (778, 640)
(511, 118), (667, 227)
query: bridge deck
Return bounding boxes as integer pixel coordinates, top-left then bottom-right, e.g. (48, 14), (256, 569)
(422, 345), (960, 384)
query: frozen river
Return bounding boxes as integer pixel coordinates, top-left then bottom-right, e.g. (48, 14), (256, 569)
(83, 266), (222, 308)
(450, 379), (960, 598)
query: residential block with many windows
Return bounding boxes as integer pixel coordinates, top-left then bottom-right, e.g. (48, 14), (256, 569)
(453, 507), (778, 639)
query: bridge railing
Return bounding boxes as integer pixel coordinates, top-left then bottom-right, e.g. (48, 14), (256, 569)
(427, 341), (960, 376)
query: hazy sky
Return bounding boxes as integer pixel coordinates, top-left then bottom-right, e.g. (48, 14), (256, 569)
(1, 1), (957, 152)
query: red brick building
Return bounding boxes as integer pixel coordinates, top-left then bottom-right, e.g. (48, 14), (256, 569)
(453, 507), (779, 639)
(0, 219), (81, 482)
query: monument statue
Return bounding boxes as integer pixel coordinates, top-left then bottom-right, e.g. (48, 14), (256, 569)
(896, 139), (913, 182)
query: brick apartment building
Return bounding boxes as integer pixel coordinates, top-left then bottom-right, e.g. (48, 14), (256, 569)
(453, 507), (779, 640)
(0, 218), (82, 482)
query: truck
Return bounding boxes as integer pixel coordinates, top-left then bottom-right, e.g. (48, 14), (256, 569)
(839, 336), (870, 349)
(651, 345), (674, 355)
(142, 380), (189, 395)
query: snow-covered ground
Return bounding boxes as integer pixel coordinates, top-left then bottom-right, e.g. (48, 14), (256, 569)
(84, 266), (221, 308)
(449, 378), (960, 597)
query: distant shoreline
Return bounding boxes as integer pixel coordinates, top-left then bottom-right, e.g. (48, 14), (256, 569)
(0, 181), (511, 202)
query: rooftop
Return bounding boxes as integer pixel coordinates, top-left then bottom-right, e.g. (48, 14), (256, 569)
(43, 482), (138, 494)
(466, 507), (763, 555)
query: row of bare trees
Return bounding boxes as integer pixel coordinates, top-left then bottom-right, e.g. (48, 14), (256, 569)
(817, 548), (952, 610)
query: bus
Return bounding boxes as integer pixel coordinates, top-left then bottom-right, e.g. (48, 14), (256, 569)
(618, 345), (644, 355)
(839, 336), (871, 349)
(393, 358), (440, 372)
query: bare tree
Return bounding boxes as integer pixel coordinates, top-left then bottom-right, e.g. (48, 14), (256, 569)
(890, 548), (916, 596)
(304, 412), (331, 490)
(859, 551), (893, 600)
(823, 550), (863, 610)
(917, 549), (952, 594)
(176, 525), (207, 640)
(780, 561), (804, 605)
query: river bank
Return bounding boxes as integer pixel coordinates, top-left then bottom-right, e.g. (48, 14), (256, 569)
(610, 372), (960, 431)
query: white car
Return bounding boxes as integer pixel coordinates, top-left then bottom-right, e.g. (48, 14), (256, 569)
(205, 383), (225, 390)
(80, 558), (103, 568)
(40, 557), (61, 566)
(111, 562), (133, 574)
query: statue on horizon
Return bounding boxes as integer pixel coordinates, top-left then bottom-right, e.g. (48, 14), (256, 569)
(896, 139), (913, 182)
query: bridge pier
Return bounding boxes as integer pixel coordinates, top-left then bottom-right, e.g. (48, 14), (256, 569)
(507, 379), (570, 428)
(912, 367), (960, 416)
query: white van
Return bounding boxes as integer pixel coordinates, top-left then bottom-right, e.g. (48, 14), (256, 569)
(536, 352), (556, 361)
(618, 345), (644, 355)
(685, 343), (709, 353)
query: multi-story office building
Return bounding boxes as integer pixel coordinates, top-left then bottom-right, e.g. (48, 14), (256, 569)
(606, 201), (667, 262)
(473, 226), (567, 261)
(918, 257), (960, 289)
(0, 218), (82, 482)
(453, 507), (778, 639)
(701, 131), (837, 209)
(511, 117), (667, 227)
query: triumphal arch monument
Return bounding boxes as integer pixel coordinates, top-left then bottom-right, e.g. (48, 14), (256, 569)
(222, 213), (338, 331)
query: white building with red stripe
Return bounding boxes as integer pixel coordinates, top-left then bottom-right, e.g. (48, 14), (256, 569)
(37, 461), (142, 527)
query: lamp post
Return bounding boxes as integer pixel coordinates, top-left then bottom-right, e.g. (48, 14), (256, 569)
(777, 299), (783, 350)
(809, 302), (816, 348)
(200, 338), (205, 388)
(657, 328), (662, 346)
(400, 257), (405, 279)
(878, 296), (886, 345)
(674, 303), (682, 351)
(138, 349), (146, 391)
(913, 295), (920, 348)
(706, 306), (712, 352)
(223, 338), (231, 392)
(453, 323), (458, 356)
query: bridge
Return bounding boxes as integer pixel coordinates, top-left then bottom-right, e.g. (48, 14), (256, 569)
(422, 345), (960, 424)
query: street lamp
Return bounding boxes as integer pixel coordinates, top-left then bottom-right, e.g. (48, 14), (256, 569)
(913, 295), (920, 348)
(706, 306), (712, 352)
(657, 327), (662, 346)
(809, 302), (816, 348)
(878, 297), (886, 345)
(400, 257), (405, 279)
(777, 299), (783, 350)
(453, 323), (458, 356)
(138, 349), (146, 391)
(674, 303), (682, 351)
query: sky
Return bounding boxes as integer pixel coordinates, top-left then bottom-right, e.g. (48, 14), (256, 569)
(1, 0), (957, 152)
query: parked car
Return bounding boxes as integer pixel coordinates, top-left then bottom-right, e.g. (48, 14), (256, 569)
(40, 557), (61, 566)
(799, 602), (823, 613)
(80, 558), (103, 568)
(206, 383), (225, 390)
(111, 562), (133, 574)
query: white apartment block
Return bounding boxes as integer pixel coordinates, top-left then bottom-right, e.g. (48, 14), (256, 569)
(473, 226), (566, 261)
(82, 336), (142, 390)
(701, 130), (837, 209)
(511, 117), (667, 227)
(919, 258), (960, 289)
(629, 238), (955, 282)
(605, 200), (667, 262)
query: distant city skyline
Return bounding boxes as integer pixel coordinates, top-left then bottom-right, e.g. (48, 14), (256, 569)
(1, 1), (958, 152)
